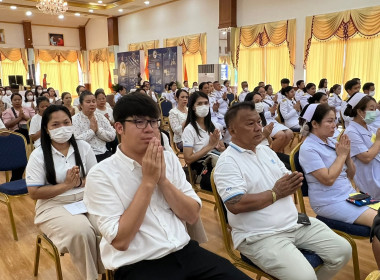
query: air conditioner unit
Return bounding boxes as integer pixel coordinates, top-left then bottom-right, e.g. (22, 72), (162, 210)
(198, 64), (228, 84)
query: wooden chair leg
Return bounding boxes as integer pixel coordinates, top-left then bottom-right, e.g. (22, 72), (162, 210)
(294, 192), (298, 205)
(106, 269), (114, 280)
(4, 195), (18, 241)
(33, 235), (42, 276)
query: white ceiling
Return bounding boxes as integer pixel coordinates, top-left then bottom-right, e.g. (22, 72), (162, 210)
(0, 0), (177, 27)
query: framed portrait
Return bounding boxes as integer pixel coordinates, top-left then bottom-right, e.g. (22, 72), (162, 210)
(0, 29), (5, 44)
(48, 33), (64, 46)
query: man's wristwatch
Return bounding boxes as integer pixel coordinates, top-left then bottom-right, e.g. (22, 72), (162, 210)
(271, 190), (277, 203)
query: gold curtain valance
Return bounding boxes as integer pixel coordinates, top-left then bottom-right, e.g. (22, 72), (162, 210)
(36, 49), (81, 63)
(304, 6), (380, 67)
(233, 19), (296, 68)
(89, 48), (109, 63)
(164, 33), (207, 64)
(128, 40), (159, 56)
(0, 48), (28, 71)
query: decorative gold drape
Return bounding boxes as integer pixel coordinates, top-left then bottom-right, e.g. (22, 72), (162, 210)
(128, 40), (159, 56)
(234, 19), (296, 68)
(304, 6), (380, 67)
(88, 48), (114, 93)
(36, 49), (81, 63)
(164, 33), (207, 64)
(0, 48), (28, 71)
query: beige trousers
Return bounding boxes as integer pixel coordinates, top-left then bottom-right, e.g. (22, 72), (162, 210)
(238, 217), (352, 280)
(35, 192), (104, 280)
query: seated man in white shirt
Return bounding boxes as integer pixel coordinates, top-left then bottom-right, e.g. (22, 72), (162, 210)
(214, 102), (351, 280)
(210, 81), (229, 128)
(275, 78), (290, 103)
(182, 80), (190, 92)
(83, 93), (251, 280)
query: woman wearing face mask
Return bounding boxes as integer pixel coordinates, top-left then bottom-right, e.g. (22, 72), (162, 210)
(25, 105), (104, 280)
(2, 86), (13, 106)
(23, 90), (36, 110)
(29, 96), (50, 148)
(169, 89), (189, 151)
(35, 85), (44, 97)
(2, 93), (35, 143)
(47, 87), (62, 105)
(344, 93), (380, 199)
(72, 90), (116, 162)
(61, 92), (77, 116)
(328, 84), (343, 121)
(182, 91), (225, 191)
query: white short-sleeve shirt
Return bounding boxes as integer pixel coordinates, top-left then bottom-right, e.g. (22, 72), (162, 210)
(96, 107), (114, 123)
(214, 142), (298, 248)
(29, 114), (42, 148)
(83, 148), (201, 269)
(26, 140), (97, 197)
(182, 123), (210, 153)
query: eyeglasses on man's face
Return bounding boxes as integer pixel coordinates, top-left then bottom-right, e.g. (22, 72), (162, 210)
(123, 118), (161, 129)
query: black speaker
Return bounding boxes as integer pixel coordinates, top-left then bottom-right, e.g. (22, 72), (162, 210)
(8, 75), (16, 85)
(16, 75), (23, 85)
(26, 78), (33, 86)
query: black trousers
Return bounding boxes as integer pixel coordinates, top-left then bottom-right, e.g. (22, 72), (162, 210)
(95, 151), (112, 162)
(115, 240), (252, 280)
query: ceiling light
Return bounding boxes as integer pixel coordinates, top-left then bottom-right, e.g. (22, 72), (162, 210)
(89, 9), (94, 13)
(98, 0), (102, 3)
(144, 1), (150, 5)
(118, 9), (123, 12)
(222, 31), (226, 35)
(36, 0), (68, 15)
(26, 11), (33, 16)
(58, 14), (64, 19)
(10, 6), (17, 10)
(75, 12), (80, 16)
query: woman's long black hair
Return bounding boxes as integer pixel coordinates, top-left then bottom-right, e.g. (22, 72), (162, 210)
(40, 105), (86, 185)
(185, 91), (215, 138)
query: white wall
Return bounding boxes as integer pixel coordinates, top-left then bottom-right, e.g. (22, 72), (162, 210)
(118, 0), (220, 64)
(32, 26), (80, 50)
(237, 0), (380, 82)
(86, 18), (108, 50)
(0, 23), (25, 48)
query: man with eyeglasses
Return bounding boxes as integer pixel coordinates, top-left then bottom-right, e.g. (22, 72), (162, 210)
(83, 93), (251, 280)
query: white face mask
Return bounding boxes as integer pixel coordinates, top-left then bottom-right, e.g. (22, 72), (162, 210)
(27, 95), (34, 101)
(6, 90), (12, 96)
(244, 87), (249, 92)
(195, 105), (209, 118)
(37, 89), (43, 94)
(369, 91), (375, 97)
(49, 126), (73, 144)
(255, 102), (264, 114)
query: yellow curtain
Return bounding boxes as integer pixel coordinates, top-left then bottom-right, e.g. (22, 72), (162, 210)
(0, 48), (28, 71)
(128, 40), (159, 56)
(1, 59), (27, 86)
(237, 45), (265, 92)
(39, 60), (79, 95)
(89, 60), (109, 94)
(164, 33), (207, 84)
(304, 6), (380, 67)
(183, 51), (202, 85)
(306, 37), (345, 86)
(344, 34), (380, 100)
(265, 43), (294, 90)
(89, 48), (111, 93)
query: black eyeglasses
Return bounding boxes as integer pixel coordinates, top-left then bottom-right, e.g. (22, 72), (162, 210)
(123, 119), (161, 129)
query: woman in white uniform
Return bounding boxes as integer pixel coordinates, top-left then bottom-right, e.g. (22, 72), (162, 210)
(183, 91), (225, 191)
(299, 103), (380, 262)
(328, 84), (343, 121)
(300, 83), (317, 110)
(279, 86), (301, 132)
(317, 78), (328, 94)
(168, 89), (189, 151)
(26, 105), (104, 280)
(344, 93), (380, 199)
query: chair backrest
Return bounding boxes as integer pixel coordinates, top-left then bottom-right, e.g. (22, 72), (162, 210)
(168, 122), (181, 156)
(276, 103), (284, 123)
(337, 128), (345, 141)
(289, 142), (308, 214)
(230, 100), (239, 107)
(0, 131), (28, 171)
(226, 93), (235, 103)
(159, 100), (173, 117)
(106, 94), (115, 108)
(210, 169), (240, 263)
